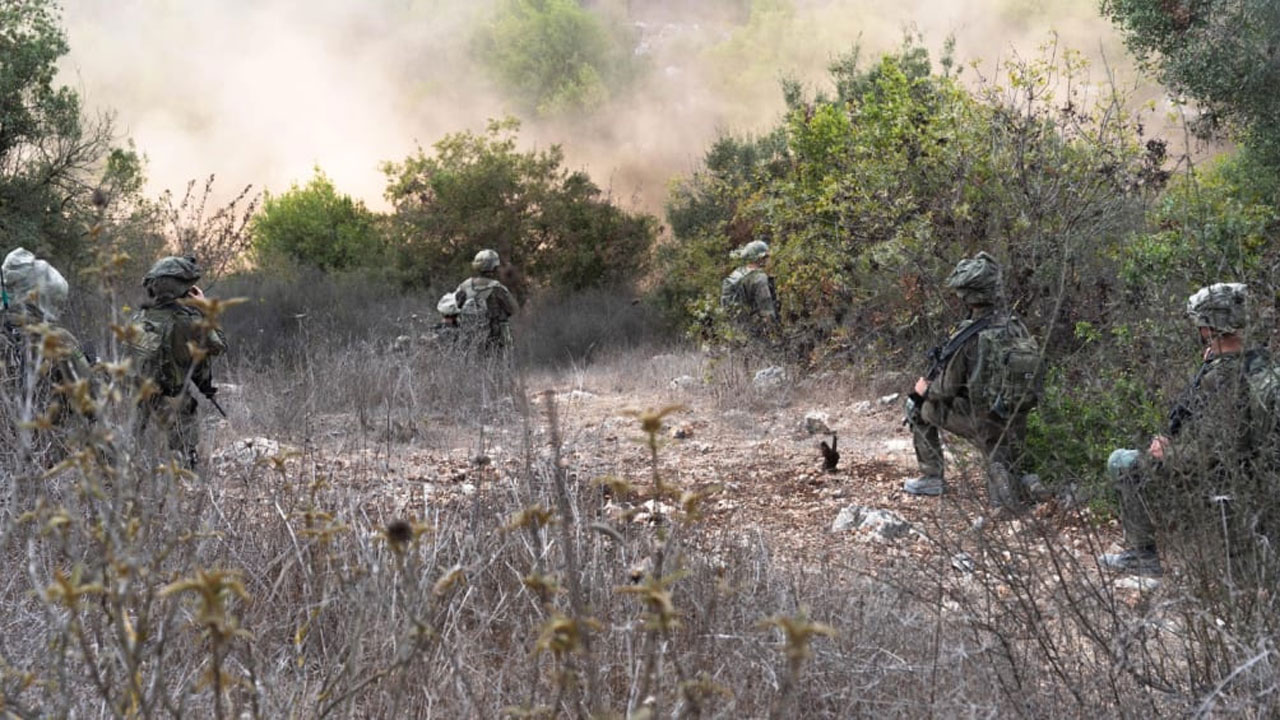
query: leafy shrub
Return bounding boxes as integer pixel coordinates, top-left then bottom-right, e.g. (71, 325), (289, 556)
(251, 168), (384, 272)
(382, 117), (657, 296)
(474, 0), (636, 116)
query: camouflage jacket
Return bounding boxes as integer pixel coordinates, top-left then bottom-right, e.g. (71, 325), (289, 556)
(720, 267), (778, 321)
(925, 308), (994, 406)
(1, 305), (96, 418)
(133, 301), (227, 397)
(454, 276), (517, 341)
(1162, 348), (1275, 485)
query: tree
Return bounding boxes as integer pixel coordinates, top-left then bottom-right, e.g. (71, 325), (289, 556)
(0, 0), (123, 268)
(251, 169), (381, 272)
(474, 0), (634, 116)
(1101, 0), (1280, 175)
(382, 117), (655, 294)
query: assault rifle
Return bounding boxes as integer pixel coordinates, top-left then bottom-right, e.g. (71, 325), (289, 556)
(905, 314), (994, 422)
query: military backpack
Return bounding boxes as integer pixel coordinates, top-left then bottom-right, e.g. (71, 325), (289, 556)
(970, 314), (1042, 418)
(127, 307), (181, 396)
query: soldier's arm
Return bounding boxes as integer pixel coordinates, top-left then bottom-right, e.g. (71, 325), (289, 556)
(496, 285), (518, 317)
(750, 275), (777, 320)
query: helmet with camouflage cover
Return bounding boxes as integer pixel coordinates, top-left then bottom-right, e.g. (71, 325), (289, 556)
(1186, 282), (1249, 334)
(2, 247), (69, 320)
(732, 240), (769, 262)
(946, 251), (1002, 306)
(437, 292), (460, 317)
(472, 249), (500, 274)
(143, 255), (201, 302)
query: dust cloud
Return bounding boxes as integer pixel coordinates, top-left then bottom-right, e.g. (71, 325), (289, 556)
(57, 0), (1151, 215)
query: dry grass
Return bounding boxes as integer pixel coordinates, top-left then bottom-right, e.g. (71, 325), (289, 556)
(1, 286), (1277, 718)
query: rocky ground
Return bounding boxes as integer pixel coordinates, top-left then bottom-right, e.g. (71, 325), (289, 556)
(208, 351), (1142, 593)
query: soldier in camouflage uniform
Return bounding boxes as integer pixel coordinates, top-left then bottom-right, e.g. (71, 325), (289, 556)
(903, 252), (1036, 508)
(0, 248), (96, 452)
(1101, 283), (1277, 577)
(720, 240), (779, 340)
(453, 249), (518, 357)
(130, 256), (226, 470)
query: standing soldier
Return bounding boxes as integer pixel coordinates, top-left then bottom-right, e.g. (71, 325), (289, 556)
(903, 252), (1042, 509)
(128, 256), (226, 470)
(1101, 283), (1278, 578)
(454, 249), (518, 357)
(720, 240), (779, 341)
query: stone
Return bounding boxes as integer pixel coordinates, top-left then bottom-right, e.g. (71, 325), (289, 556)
(671, 423), (694, 439)
(1115, 576), (1162, 592)
(669, 375), (699, 390)
(831, 505), (913, 542)
(951, 552), (976, 574)
(567, 390), (596, 402)
(877, 392), (901, 406)
(214, 437), (285, 465)
(803, 411), (831, 435)
(753, 366), (787, 389)
(852, 400), (873, 415)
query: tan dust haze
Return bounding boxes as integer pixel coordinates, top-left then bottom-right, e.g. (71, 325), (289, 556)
(58, 0), (1157, 215)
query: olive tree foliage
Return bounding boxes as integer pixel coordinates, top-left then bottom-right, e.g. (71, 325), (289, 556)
(382, 117), (656, 296)
(473, 0), (637, 117)
(1101, 0), (1280, 177)
(0, 0), (139, 269)
(659, 39), (1166, 363)
(251, 169), (380, 273)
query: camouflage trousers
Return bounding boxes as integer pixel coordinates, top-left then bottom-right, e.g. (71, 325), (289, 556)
(136, 393), (200, 470)
(910, 397), (1028, 507)
(1108, 449), (1275, 582)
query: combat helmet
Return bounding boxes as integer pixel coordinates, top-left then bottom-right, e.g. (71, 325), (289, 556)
(732, 240), (770, 262)
(946, 251), (1002, 307)
(2, 247), (69, 320)
(472, 249), (501, 274)
(437, 292), (460, 318)
(1186, 282), (1249, 334)
(143, 255), (201, 303)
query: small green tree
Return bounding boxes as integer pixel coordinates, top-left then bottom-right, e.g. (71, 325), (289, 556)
(474, 0), (635, 116)
(0, 0), (125, 268)
(1101, 0), (1280, 175)
(252, 169), (383, 272)
(382, 117), (656, 294)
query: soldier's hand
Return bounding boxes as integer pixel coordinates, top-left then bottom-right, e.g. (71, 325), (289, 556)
(188, 285), (206, 300)
(914, 377), (930, 396)
(1148, 435), (1170, 460)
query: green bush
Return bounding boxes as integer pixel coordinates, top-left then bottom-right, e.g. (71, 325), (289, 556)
(473, 0), (636, 117)
(251, 169), (385, 272)
(382, 117), (657, 296)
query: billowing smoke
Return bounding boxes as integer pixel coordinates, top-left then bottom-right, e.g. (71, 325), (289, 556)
(58, 0), (1148, 214)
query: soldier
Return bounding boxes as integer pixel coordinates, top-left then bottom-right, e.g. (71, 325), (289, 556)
(903, 252), (1042, 508)
(1100, 283), (1277, 577)
(453, 249), (518, 357)
(0, 248), (96, 446)
(129, 256), (226, 470)
(720, 240), (779, 339)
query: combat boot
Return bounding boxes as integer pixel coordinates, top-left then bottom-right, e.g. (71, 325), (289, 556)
(1098, 548), (1163, 577)
(903, 476), (944, 496)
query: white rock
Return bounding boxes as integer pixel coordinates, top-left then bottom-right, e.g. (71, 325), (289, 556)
(214, 437), (284, 465)
(567, 390), (596, 402)
(852, 400), (873, 415)
(881, 438), (912, 453)
(877, 392), (901, 405)
(669, 375), (699, 390)
(802, 411), (831, 435)
(753, 366), (787, 389)
(951, 552), (976, 573)
(1115, 576), (1162, 592)
(460, 483), (477, 496)
(831, 505), (913, 542)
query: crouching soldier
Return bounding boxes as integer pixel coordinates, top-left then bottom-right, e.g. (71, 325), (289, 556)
(903, 252), (1042, 509)
(0, 247), (96, 459)
(1101, 283), (1279, 579)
